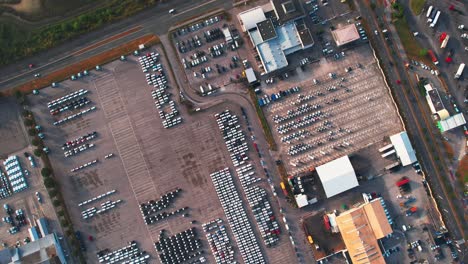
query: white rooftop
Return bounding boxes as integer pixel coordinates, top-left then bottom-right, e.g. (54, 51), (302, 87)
(389, 131), (417, 166)
(438, 113), (467, 132)
(295, 194), (309, 208)
(331, 24), (360, 46)
(316, 156), (359, 198)
(245, 68), (257, 83)
(238, 7), (267, 32)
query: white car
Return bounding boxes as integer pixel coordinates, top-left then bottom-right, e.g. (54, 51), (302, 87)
(169, 9), (176, 14)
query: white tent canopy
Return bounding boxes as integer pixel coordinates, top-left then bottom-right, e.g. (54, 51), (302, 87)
(389, 131), (417, 166)
(316, 156), (359, 198)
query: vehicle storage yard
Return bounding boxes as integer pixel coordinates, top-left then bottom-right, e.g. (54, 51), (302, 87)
(260, 45), (403, 174)
(27, 45), (296, 263)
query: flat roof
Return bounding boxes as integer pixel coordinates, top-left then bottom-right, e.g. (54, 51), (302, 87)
(270, 0), (305, 25)
(424, 84), (445, 113)
(336, 199), (392, 264)
(389, 131), (417, 166)
(245, 68), (257, 83)
(298, 28), (314, 47)
(238, 7), (267, 32)
(438, 113), (467, 132)
(331, 24), (360, 46)
(316, 156), (359, 198)
(257, 19), (277, 41)
(295, 194), (309, 208)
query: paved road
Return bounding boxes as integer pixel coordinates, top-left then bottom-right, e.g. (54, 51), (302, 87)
(0, 0), (232, 91)
(356, 0), (467, 243)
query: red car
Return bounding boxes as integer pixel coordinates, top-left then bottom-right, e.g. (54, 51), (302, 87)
(396, 80), (401, 85)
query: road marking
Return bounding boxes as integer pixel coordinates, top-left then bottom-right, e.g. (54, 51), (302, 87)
(173, 0), (218, 17)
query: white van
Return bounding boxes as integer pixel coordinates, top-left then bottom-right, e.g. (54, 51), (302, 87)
(169, 9), (176, 14)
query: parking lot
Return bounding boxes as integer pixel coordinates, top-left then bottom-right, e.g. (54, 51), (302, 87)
(172, 13), (249, 96)
(0, 147), (60, 249)
(259, 44), (403, 174)
(27, 44), (296, 263)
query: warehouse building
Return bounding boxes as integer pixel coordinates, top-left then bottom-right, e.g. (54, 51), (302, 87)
(389, 131), (417, 166)
(336, 199), (393, 264)
(316, 155), (359, 198)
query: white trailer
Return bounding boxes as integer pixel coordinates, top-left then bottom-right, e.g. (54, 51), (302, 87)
(455, 63), (465, 79)
(381, 149), (396, 158)
(430, 11), (441, 28)
(440, 35), (449, 48)
(199, 85), (205, 95)
(426, 6), (433, 18)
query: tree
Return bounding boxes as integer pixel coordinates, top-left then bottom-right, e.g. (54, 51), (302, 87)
(24, 119), (34, 127)
(14, 90), (22, 99)
(60, 219), (69, 227)
(22, 110), (31, 117)
(52, 199), (61, 207)
(370, 2), (376, 10)
(419, 48), (428, 57)
(66, 229), (73, 237)
(58, 210), (65, 217)
(41, 167), (52, 177)
(33, 148), (43, 157)
(48, 189), (58, 198)
(44, 177), (56, 188)
(32, 138), (41, 146)
(28, 128), (37, 136)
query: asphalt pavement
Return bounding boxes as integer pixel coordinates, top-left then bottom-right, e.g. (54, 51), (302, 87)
(0, 0), (232, 91)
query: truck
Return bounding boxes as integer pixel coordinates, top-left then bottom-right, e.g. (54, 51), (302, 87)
(440, 35), (450, 49)
(455, 63), (465, 79)
(426, 6), (433, 18)
(405, 206), (417, 216)
(428, 50), (439, 65)
(430, 11), (441, 28)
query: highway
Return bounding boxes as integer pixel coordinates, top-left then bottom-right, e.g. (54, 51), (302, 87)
(355, 0), (467, 243)
(0, 0), (232, 91)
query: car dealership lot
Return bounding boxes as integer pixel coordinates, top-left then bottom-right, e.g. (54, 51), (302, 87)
(260, 45), (403, 174)
(27, 46), (296, 263)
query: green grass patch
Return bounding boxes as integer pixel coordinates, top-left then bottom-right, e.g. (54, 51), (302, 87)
(393, 17), (433, 65)
(248, 89), (277, 151)
(410, 0), (426, 15)
(0, 0), (159, 67)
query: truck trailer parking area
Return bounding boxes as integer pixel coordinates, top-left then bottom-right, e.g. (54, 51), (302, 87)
(27, 46), (295, 263)
(261, 45), (403, 174)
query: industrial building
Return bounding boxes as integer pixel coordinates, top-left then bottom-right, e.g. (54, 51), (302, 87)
(316, 155), (359, 198)
(389, 131), (417, 166)
(336, 199), (393, 264)
(238, 0), (314, 73)
(0, 233), (67, 264)
(331, 24), (361, 47)
(424, 83), (450, 120)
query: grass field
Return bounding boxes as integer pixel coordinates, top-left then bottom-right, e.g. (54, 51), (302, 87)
(456, 155), (468, 186)
(8, 34), (159, 95)
(410, 0), (426, 15)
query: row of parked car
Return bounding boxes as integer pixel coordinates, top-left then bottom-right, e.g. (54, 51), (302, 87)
(2, 156), (28, 194)
(155, 228), (203, 264)
(209, 168), (266, 264)
(97, 241), (149, 264)
(272, 103), (321, 124)
(258, 86), (301, 107)
(138, 51), (182, 129)
(216, 110), (280, 247)
(70, 159), (98, 172)
(47, 89), (88, 109)
(277, 110), (325, 135)
(50, 97), (90, 116)
(53, 106), (96, 126)
(62, 131), (98, 150)
(173, 15), (221, 38)
(202, 219), (235, 264)
(139, 188), (182, 225)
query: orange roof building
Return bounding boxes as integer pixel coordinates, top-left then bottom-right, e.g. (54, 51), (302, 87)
(336, 199), (393, 264)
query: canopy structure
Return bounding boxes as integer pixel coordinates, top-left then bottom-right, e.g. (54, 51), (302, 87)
(316, 156), (358, 198)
